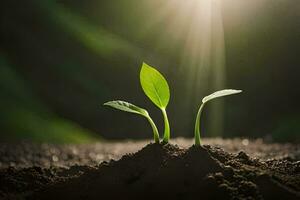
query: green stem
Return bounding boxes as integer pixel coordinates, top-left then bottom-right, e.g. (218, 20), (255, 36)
(146, 116), (160, 143)
(194, 103), (205, 146)
(162, 108), (170, 143)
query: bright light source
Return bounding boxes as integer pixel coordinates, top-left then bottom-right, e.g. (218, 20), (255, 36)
(142, 0), (227, 137)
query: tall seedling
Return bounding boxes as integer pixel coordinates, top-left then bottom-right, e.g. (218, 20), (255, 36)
(104, 62), (171, 143)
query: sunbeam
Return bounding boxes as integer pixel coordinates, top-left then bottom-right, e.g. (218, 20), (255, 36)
(141, 0), (227, 136)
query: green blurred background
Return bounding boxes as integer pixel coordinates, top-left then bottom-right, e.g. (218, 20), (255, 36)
(0, 0), (299, 143)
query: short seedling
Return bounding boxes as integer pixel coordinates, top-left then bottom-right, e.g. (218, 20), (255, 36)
(104, 62), (170, 144)
(194, 89), (242, 146)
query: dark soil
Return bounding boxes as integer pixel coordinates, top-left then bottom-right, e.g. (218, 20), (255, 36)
(0, 139), (299, 200)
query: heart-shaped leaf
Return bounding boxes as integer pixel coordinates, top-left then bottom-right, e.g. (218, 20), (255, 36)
(202, 89), (242, 104)
(140, 62), (170, 109)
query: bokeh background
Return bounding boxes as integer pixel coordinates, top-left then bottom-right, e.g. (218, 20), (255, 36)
(0, 0), (299, 143)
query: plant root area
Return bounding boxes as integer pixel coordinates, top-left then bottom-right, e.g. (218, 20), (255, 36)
(0, 138), (299, 200)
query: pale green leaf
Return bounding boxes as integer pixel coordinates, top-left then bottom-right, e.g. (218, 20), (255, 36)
(202, 89), (242, 104)
(140, 62), (170, 109)
(103, 100), (148, 116)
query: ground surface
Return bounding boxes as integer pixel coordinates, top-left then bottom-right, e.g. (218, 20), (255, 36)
(0, 138), (299, 199)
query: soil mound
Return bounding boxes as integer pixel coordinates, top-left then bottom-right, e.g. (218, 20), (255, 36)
(26, 143), (300, 200)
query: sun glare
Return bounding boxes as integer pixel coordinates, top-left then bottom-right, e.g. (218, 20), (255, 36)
(142, 0), (227, 136)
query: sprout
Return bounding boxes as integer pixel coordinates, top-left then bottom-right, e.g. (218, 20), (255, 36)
(194, 89), (242, 146)
(104, 62), (171, 143)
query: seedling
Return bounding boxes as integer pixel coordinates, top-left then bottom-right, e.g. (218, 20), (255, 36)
(104, 62), (170, 144)
(194, 89), (242, 146)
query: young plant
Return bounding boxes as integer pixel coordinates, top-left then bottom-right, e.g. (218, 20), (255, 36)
(104, 62), (170, 144)
(104, 100), (160, 143)
(140, 63), (171, 144)
(194, 89), (242, 146)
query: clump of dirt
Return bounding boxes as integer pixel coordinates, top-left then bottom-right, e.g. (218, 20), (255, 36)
(0, 165), (93, 199)
(1, 143), (300, 200)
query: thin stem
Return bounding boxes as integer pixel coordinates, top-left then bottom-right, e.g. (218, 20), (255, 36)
(194, 103), (205, 146)
(146, 115), (160, 143)
(162, 108), (170, 143)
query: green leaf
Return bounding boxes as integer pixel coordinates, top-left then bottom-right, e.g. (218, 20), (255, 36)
(103, 100), (148, 116)
(140, 62), (170, 109)
(202, 89), (242, 104)
(103, 100), (160, 143)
